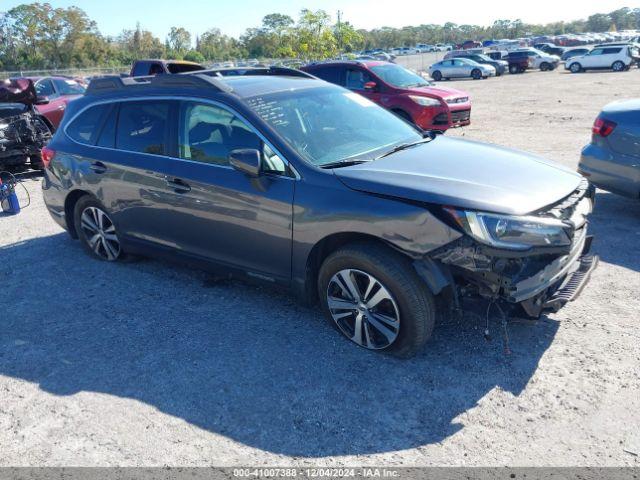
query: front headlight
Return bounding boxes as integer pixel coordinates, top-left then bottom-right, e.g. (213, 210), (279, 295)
(409, 95), (441, 107)
(445, 208), (572, 250)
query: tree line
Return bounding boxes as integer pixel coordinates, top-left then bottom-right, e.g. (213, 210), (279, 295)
(1, 3), (639, 71)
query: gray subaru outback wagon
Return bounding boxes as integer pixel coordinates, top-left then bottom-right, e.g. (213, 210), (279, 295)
(42, 69), (597, 357)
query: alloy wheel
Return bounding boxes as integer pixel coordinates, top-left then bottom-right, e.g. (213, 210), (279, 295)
(80, 206), (121, 261)
(326, 269), (400, 350)
(612, 61), (624, 72)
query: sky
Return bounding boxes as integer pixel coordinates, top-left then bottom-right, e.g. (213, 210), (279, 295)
(2, 0), (634, 39)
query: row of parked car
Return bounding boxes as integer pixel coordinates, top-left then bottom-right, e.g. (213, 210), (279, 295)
(426, 42), (640, 81)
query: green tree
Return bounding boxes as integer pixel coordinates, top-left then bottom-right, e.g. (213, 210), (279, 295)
(167, 26), (191, 58)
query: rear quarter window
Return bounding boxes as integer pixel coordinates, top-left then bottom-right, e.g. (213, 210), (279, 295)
(66, 104), (113, 145)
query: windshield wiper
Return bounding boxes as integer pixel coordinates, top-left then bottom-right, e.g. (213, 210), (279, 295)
(375, 137), (433, 160)
(319, 159), (371, 169)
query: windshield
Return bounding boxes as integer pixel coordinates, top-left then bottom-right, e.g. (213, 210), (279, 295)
(56, 79), (85, 95)
(245, 86), (422, 167)
(369, 64), (432, 88)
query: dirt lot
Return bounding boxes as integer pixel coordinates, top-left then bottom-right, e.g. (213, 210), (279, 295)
(0, 67), (639, 467)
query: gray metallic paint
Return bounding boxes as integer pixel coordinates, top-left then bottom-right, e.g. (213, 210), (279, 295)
(43, 75), (591, 305)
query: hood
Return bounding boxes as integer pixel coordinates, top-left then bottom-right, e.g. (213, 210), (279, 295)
(0, 78), (37, 106)
(333, 136), (582, 216)
(409, 84), (469, 100)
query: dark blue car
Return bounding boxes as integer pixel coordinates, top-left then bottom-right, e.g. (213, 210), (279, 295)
(42, 69), (597, 357)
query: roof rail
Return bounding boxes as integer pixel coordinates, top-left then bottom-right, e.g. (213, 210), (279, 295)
(86, 73), (233, 95)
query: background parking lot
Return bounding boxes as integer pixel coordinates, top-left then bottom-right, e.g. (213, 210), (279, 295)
(1, 67), (639, 466)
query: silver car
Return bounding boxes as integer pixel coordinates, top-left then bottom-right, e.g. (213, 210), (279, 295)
(428, 58), (496, 81)
(579, 99), (640, 198)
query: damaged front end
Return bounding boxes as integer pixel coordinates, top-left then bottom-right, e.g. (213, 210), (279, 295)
(426, 179), (598, 318)
(0, 79), (52, 168)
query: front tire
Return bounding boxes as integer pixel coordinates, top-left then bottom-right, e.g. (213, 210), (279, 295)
(431, 70), (442, 81)
(471, 69), (482, 80)
(540, 62), (550, 71)
(318, 242), (436, 358)
(508, 64), (519, 74)
(74, 196), (123, 262)
(569, 62), (582, 73)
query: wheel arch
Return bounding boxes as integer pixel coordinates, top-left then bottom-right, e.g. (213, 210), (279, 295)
(301, 232), (400, 305)
(64, 189), (94, 238)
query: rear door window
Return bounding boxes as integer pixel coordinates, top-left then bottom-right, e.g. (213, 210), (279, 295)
(66, 103), (113, 145)
(116, 101), (172, 155)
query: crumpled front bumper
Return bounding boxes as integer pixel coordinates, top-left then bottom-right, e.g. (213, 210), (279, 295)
(512, 229), (599, 317)
(423, 181), (598, 318)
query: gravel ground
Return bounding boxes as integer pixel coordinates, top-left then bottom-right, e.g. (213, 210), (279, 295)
(1, 67), (639, 467)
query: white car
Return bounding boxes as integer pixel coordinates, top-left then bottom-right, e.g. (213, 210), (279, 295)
(428, 58), (496, 81)
(565, 44), (638, 73)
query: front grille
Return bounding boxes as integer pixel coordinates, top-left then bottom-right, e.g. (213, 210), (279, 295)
(451, 109), (471, 124)
(433, 113), (449, 125)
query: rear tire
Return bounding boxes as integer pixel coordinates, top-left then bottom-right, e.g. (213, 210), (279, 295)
(74, 196), (125, 262)
(612, 61), (625, 72)
(431, 70), (442, 81)
(318, 242), (436, 358)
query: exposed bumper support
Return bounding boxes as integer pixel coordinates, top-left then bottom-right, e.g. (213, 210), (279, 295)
(542, 254), (599, 312)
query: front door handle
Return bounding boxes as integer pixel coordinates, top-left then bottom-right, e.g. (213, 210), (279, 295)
(166, 178), (191, 193)
(89, 161), (107, 174)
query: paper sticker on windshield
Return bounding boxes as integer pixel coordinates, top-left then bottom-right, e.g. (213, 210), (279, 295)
(344, 92), (374, 107)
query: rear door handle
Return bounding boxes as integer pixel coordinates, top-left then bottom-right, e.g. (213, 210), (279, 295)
(166, 178), (191, 193)
(89, 161), (107, 174)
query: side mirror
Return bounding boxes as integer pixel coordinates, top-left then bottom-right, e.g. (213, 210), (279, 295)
(35, 96), (50, 105)
(363, 81), (377, 91)
(229, 148), (262, 177)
